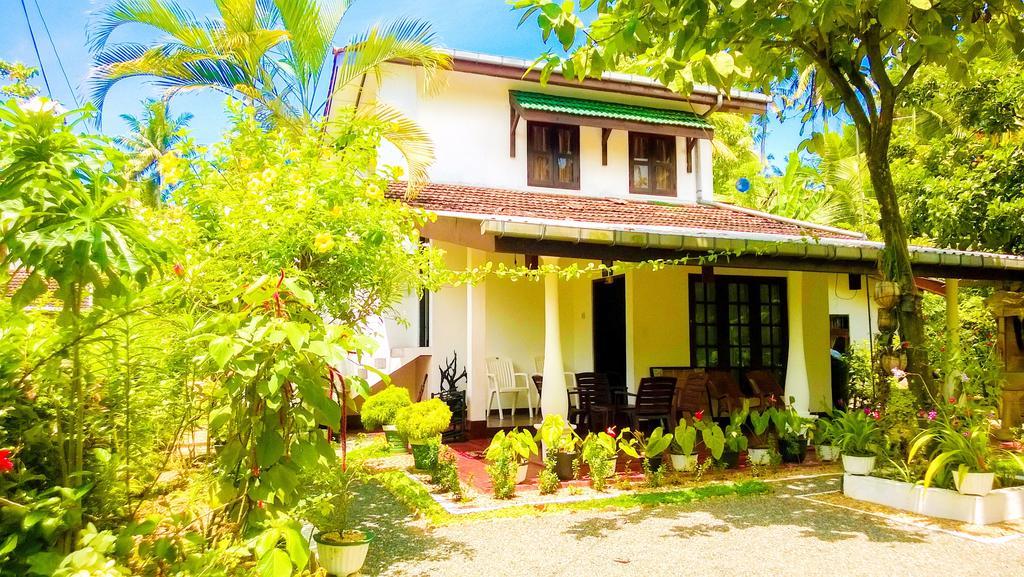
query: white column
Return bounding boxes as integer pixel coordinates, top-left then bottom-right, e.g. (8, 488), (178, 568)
(945, 278), (960, 397)
(541, 257), (569, 419)
(784, 271), (831, 414)
(466, 249), (488, 422)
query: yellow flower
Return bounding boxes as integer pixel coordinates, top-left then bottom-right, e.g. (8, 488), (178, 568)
(330, 205), (343, 217)
(157, 152), (184, 186)
(313, 232), (335, 253)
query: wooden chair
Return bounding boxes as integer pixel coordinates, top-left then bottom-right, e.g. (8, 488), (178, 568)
(706, 369), (761, 416)
(619, 376), (677, 432)
(486, 357), (534, 421)
(673, 370), (712, 423)
(746, 369), (786, 408)
(571, 372), (615, 432)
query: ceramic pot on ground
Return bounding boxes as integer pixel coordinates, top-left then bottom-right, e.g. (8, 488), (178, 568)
(816, 444), (839, 462)
(670, 453), (697, 472)
(315, 531), (373, 577)
(842, 454), (876, 475)
(718, 450), (741, 469)
(747, 447), (773, 465)
(555, 451), (578, 480)
(409, 439), (439, 470)
(515, 462), (529, 484)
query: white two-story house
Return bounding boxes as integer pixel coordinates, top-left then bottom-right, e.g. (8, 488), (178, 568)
(327, 49), (1024, 434)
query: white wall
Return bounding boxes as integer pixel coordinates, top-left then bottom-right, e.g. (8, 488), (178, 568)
(827, 273), (877, 347)
(368, 64), (712, 202)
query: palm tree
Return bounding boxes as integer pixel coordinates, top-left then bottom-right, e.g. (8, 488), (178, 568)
(115, 99), (192, 205)
(88, 0), (449, 191)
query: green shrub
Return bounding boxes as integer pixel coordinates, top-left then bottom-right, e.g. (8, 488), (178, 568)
(431, 445), (463, 498)
(360, 386), (412, 430)
(394, 399), (452, 442)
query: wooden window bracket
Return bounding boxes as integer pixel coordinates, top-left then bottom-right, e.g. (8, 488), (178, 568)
(686, 138), (697, 173)
(510, 107), (521, 158)
(601, 127), (612, 165)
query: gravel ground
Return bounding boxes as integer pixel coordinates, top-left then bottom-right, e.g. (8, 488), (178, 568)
(351, 475), (1024, 577)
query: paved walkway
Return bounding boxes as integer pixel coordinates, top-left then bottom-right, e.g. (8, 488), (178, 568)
(352, 475), (1024, 577)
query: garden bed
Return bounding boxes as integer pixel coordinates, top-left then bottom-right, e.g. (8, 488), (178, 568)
(843, 474), (1024, 525)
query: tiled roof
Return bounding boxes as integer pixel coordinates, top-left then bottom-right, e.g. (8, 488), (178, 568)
(4, 268), (90, 311)
(389, 182), (862, 241)
(511, 91), (714, 130)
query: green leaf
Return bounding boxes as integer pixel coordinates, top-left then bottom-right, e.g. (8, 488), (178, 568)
(908, 0), (931, 9)
(256, 430), (286, 468)
(730, 0), (747, 9)
(0, 534), (17, 556)
(209, 336), (237, 369)
(708, 52), (735, 79)
(878, 0), (910, 28)
(257, 548), (292, 577)
(281, 321), (309, 350)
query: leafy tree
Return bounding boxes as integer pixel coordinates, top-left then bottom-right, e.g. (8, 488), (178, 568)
(88, 0), (449, 190)
(0, 59), (39, 99)
(513, 0), (1024, 395)
(113, 99), (192, 206)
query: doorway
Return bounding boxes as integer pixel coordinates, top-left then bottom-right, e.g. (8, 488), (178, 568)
(593, 275), (627, 390)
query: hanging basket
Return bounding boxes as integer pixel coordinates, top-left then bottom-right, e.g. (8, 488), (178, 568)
(879, 351), (907, 373)
(874, 280), (902, 309)
(877, 308), (898, 333)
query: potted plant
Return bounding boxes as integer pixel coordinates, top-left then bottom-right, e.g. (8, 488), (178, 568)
(834, 408), (883, 475)
(359, 385), (412, 454)
(694, 413), (727, 466)
(874, 248), (902, 309)
(669, 419), (699, 472)
(485, 428), (538, 498)
(747, 406), (776, 465)
(909, 413), (996, 496)
(300, 466), (373, 577)
(581, 428), (620, 491)
(394, 399), (452, 470)
(536, 414), (581, 481)
(771, 405), (810, 464)
(620, 426), (673, 486)
(812, 416), (839, 462)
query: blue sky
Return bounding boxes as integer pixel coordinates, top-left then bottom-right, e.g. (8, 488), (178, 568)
(6, 0), (810, 163)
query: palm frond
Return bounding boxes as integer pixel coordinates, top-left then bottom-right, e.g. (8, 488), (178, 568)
(356, 102), (434, 197)
(88, 0), (212, 52)
(273, 0), (350, 104)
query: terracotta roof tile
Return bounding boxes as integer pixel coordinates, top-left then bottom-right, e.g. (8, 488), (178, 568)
(389, 182), (861, 240)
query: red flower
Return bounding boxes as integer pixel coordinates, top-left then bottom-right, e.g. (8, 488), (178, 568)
(900, 341), (911, 350)
(694, 410), (704, 422)
(0, 449), (13, 473)
(605, 426), (617, 438)
(949, 396), (957, 404)
(173, 263), (185, 277)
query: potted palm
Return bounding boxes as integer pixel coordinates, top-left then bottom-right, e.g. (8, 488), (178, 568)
(394, 399), (452, 470)
(747, 406), (776, 465)
(909, 414), (996, 496)
(300, 466), (373, 577)
(360, 386), (412, 454)
(669, 419), (699, 472)
(834, 408), (883, 475)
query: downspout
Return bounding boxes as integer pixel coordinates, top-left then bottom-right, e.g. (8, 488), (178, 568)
(323, 50), (341, 120)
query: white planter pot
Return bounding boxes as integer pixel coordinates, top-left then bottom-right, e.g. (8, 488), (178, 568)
(817, 445), (839, 462)
(515, 462), (529, 484)
(954, 472), (995, 496)
(315, 531), (373, 577)
(747, 448), (772, 466)
(842, 454), (876, 475)
(670, 453), (698, 472)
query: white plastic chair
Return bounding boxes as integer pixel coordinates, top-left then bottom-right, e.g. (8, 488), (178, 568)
(532, 356), (578, 409)
(486, 357), (533, 421)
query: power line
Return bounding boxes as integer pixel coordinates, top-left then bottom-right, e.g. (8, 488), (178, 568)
(18, 0), (52, 98)
(32, 0), (81, 108)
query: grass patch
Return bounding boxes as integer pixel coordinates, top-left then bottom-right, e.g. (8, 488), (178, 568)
(371, 470), (770, 526)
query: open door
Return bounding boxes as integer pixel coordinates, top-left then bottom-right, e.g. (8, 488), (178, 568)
(593, 275), (627, 391)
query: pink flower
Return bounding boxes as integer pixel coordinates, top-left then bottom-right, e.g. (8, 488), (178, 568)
(0, 449), (13, 473)
(960, 373), (970, 383)
(927, 410), (937, 421)
(864, 407), (871, 415)
(891, 368), (907, 379)
(694, 410), (704, 422)
(870, 410), (881, 421)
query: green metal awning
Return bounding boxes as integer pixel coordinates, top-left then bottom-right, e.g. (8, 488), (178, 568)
(510, 90), (713, 132)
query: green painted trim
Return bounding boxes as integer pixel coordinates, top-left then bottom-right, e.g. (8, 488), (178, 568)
(511, 90), (713, 130)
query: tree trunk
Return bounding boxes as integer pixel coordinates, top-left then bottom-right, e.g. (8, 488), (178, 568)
(863, 125), (935, 402)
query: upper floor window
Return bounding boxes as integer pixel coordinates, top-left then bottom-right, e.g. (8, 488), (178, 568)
(527, 122), (580, 190)
(629, 132), (676, 196)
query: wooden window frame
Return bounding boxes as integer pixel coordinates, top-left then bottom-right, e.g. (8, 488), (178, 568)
(526, 121), (581, 190)
(629, 132), (677, 196)
(688, 274), (789, 381)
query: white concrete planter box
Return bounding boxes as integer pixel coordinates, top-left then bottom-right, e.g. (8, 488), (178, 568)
(843, 474), (1024, 525)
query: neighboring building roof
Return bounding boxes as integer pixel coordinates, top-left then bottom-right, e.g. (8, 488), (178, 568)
(390, 182), (861, 241)
(510, 91), (714, 131)
(389, 182), (1024, 280)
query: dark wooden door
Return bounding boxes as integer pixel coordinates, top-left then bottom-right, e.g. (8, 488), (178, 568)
(593, 275), (627, 391)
